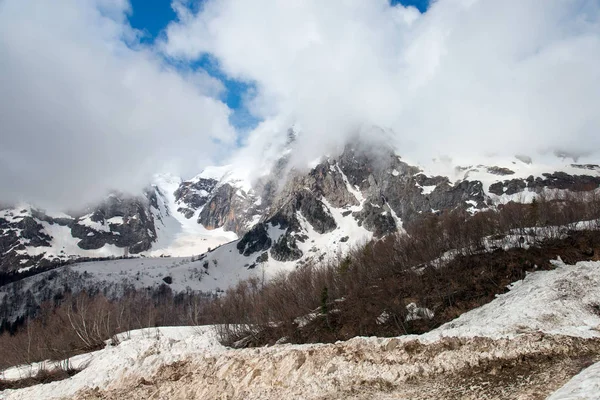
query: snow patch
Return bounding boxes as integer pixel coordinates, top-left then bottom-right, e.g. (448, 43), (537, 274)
(420, 185), (436, 195)
(547, 361), (600, 399)
(423, 260), (600, 341)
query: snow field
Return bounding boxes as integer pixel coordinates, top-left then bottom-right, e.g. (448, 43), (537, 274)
(3, 260), (600, 399)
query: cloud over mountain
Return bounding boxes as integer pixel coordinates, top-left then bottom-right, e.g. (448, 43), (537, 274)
(1, 0), (600, 209)
(163, 0), (600, 165)
(0, 0), (236, 209)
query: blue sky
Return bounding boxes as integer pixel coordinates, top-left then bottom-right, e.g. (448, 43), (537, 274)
(128, 0), (430, 130)
(3, 0), (598, 207)
(391, 0), (429, 13)
(129, 0), (258, 130)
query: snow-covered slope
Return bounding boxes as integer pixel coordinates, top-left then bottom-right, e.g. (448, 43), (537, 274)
(2, 136), (600, 315)
(0, 175), (242, 273)
(0, 326), (223, 399)
(3, 260), (600, 400)
(148, 174), (237, 257)
(547, 360), (600, 400)
(421, 258), (600, 341)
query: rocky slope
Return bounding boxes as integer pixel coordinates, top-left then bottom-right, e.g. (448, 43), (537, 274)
(195, 139), (600, 271)
(1, 136), (599, 280)
(0, 189), (162, 273)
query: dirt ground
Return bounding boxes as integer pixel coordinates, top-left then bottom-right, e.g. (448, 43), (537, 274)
(72, 333), (600, 400)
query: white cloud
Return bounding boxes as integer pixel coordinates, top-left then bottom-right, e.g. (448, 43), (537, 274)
(2, 0), (600, 210)
(0, 0), (236, 209)
(163, 0), (600, 167)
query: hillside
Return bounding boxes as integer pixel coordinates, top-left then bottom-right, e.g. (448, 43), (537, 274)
(3, 137), (600, 271)
(3, 259), (600, 400)
(2, 138), (600, 304)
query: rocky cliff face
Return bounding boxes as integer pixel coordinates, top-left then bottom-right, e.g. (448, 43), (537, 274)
(1, 137), (600, 275)
(213, 140), (600, 266)
(173, 178), (218, 219)
(72, 191), (158, 253)
(197, 183), (260, 235)
(0, 188), (163, 272)
(488, 172), (600, 196)
(228, 140), (490, 262)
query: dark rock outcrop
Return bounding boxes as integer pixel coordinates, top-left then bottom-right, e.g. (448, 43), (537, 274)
(271, 234), (303, 262)
(174, 178), (218, 214)
(17, 217), (52, 247)
(268, 189), (337, 235)
(308, 162), (359, 208)
(488, 173), (600, 196)
(353, 203), (397, 237)
(72, 193), (157, 253)
(487, 166), (515, 176)
(237, 223), (272, 257)
(0, 189), (164, 272)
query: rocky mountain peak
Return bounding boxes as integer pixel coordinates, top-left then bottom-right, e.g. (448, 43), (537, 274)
(2, 135), (600, 275)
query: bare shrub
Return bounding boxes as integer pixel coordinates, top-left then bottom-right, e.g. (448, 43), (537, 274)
(0, 364), (80, 390)
(3, 192), (600, 363)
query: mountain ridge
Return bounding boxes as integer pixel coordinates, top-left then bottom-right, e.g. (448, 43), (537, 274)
(1, 136), (600, 278)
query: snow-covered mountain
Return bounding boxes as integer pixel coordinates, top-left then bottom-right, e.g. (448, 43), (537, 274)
(2, 132), (600, 285)
(2, 133), (600, 328)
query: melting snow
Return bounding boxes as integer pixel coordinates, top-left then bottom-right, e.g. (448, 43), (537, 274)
(3, 261), (600, 399)
(547, 361), (600, 400)
(420, 185), (436, 195)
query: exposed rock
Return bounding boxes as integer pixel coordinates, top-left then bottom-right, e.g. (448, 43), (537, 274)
(353, 203), (397, 237)
(489, 182), (505, 196)
(382, 173), (486, 224)
(486, 166), (515, 176)
(414, 174), (449, 188)
(174, 178), (218, 213)
(489, 173), (600, 196)
(256, 252), (269, 263)
(571, 164), (600, 171)
(337, 141), (419, 191)
(268, 189), (337, 235)
(198, 184), (258, 235)
(334, 141), (487, 225)
(308, 161), (359, 208)
(177, 207), (195, 219)
(297, 192), (337, 234)
(17, 216), (52, 247)
(72, 193), (157, 254)
(237, 223), (272, 257)
(505, 179), (527, 195)
(30, 209), (73, 227)
(537, 172), (600, 191)
(271, 233), (303, 262)
(0, 188), (166, 273)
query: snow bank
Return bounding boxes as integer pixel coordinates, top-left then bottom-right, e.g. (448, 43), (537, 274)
(3, 261), (600, 400)
(422, 259), (600, 341)
(1, 327), (223, 400)
(547, 361), (600, 400)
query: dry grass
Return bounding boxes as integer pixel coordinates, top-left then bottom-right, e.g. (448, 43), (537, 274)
(0, 366), (81, 390)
